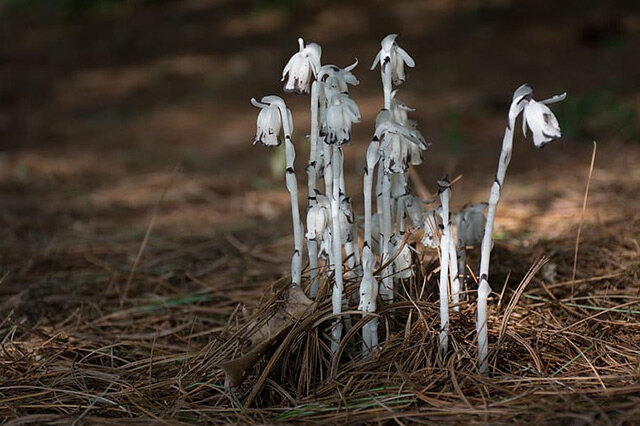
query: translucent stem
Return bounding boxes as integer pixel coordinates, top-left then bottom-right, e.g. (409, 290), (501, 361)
(438, 185), (451, 353)
(330, 145), (344, 352)
(477, 118), (515, 372)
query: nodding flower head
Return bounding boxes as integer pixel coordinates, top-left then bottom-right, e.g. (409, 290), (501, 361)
(324, 92), (361, 145)
(282, 38), (322, 95)
(318, 60), (359, 91)
(371, 34), (415, 86)
(252, 99), (282, 146)
(456, 203), (488, 248)
(389, 91), (428, 165)
(522, 92), (566, 148)
(306, 203), (329, 241)
(374, 109), (428, 173)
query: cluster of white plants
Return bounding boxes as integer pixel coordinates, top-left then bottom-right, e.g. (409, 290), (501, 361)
(252, 35), (566, 371)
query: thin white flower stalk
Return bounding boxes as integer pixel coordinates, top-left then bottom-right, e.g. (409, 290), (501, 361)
(252, 95), (303, 286)
(477, 84), (566, 372)
(282, 38), (321, 95)
(323, 91), (361, 352)
(307, 81), (321, 297)
(455, 203), (488, 298)
(329, 145), (344, 351)
(363, 136), (380, 248)
(371, 34), (415, 109)
(437, 177), (452, 353)
(448, 228), (461, 312)
(380, 170), (393, 303)
(358, 244), (378, 354)
(340, 196), (360, 276)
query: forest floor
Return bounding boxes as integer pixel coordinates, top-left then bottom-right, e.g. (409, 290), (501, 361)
(1, 0), (639, 423)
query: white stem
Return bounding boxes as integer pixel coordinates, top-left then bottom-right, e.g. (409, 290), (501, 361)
(323, 141), (333, 199)
(351, 222), (361, 275)
(382, 59), (392, 110)
(438, 185), (451, 354)
(359, 245), (378, 355)
(308, 81), (320, 297)
(375, 166), (384, 256)
(449, 229), (460, 312)
(280, 107), (303, 287)
(330, 145), (344, 352)
(457, 246), (467, 302)
(361, 141), (380, 355)
(477, 117), (515, 372)
(363, 162), (376, 247)
(397, 195), (406, 235)
(380, 172), (393, 304)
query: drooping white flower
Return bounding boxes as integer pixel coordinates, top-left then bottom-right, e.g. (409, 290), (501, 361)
(252, 101), (282, 146)
(390, 91), (428, 166)
(522, 93), (566, 148)
(306, 204), (329, 241)
(318, 60), (359, 91)
(371, 34), (415, 86)
(373, 110), (427, 174)
(282, 38), (322, 95)
(374, 109), (427, 151)
(455, 203), (488, 248)
(324, 92), (361, 145)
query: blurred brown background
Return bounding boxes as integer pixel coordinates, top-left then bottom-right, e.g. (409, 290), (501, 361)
(0, 0), (639, 305)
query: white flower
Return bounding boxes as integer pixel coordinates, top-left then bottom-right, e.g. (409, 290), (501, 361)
(522, 94), (566, 148)
(318, 60), (359, 91)
(455, 203), (487, 248)
(306, 204), (329, 241)
(252, 100), (282, 146)
(390, 91), (428, 166)
(251, 96), (293, 146)
(371, 34), (415, 86)
(373, 110), (427, 174)
(282, 38), (322, 95)
(324, 93), (361, 145)
(374, 109), (427, 150)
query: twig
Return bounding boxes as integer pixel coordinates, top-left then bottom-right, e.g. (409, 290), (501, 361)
(572, 142), (597, 291)
(122, 164), (180, 305)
